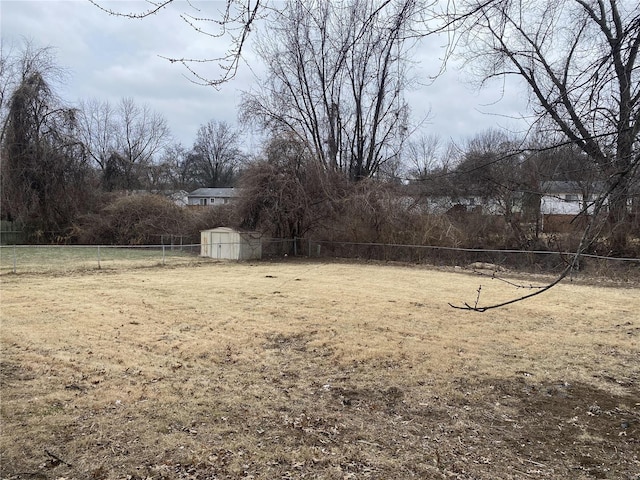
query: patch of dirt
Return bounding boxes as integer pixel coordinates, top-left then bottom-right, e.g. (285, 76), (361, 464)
(2, 366), (638, 479)
(263, 332), (313, 352)
(0, 358), (36, 385)
(480, 378), (640, 479)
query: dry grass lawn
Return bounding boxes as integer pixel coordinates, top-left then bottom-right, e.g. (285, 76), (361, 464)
(1, 259), (639, 479)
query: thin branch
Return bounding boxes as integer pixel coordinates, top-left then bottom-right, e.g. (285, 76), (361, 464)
(448, 262), (574, 312)
(45, 448), (72, 467)
(470, 269), (548, 289)
(88, 0), (174, 18)
(90, 0), (263, 87)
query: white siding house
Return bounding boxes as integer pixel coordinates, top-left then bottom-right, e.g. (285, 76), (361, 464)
(540, 181), (603, 215)
(166, 190), (189, 207)
(200, 227), (262, 260)
(188, 188), (240, 206)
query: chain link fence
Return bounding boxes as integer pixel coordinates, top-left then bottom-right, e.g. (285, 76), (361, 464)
(0, 244), (202, 274)
(2, 238), (639, 280)
(305, 239), (640, 280)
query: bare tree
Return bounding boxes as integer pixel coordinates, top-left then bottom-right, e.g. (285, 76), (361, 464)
(114, 97), (170, 188)
(240, 0), (418, 180)
(406, 133), (444, 180)
(78, 97), (171, 190)
(440, 0), (640, 311)
(154, 142), (193, 190)
(187, 120), (244, 187)
(76, 97), (116, 170)
(453, 0), (640, 253)
(0, 42), (93, 240)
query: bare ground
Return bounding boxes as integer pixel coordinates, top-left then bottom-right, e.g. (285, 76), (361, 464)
(1, 260), (638, 479)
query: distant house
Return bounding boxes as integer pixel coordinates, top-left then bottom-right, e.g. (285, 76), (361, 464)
(407, 185), (513, 216)
(165, 190), (189, 207)
(128, 189), (189, 207)
(438, 195), (507, 215)
(540, 181), (604, 215)
(405, 179), (619, 219)
(187, 188), (240, 206)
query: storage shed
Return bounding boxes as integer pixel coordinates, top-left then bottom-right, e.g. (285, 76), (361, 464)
(200, 227), (262, 260)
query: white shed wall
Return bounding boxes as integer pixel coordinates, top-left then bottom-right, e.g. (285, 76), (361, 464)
(200, 228), (261, 260)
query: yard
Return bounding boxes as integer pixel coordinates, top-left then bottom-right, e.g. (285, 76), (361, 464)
(1, 259), (638, 479)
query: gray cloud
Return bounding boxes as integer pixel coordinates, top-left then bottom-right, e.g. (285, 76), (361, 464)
(2, 0), (532, 150)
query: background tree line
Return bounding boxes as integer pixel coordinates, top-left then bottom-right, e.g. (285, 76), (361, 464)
(2, 0), (639, 259)
(0, 41), (248, 242)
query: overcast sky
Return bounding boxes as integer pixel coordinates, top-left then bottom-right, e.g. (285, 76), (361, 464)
(1, 0), (532, 152)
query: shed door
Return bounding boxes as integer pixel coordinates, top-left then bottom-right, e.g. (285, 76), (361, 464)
(211, 231), (235, 259)
(211, 231), (223, 259)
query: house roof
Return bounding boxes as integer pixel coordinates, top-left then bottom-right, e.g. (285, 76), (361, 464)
(188, 188), (240, 198)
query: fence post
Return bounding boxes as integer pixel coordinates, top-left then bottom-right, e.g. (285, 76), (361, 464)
(162, 244), (166, 265)
(13, 244), (17, 274)
(294, 237), (298, 256)
(97, 245), (101, 269)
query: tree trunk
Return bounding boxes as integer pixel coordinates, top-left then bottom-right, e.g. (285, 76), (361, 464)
(607, 177), (630, 254)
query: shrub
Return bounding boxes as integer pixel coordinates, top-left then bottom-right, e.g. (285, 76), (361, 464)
(71, 194), (191, 245)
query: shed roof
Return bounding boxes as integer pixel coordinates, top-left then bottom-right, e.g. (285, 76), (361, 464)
(201, 226), (261, 235)
(201, 226), (236, 233)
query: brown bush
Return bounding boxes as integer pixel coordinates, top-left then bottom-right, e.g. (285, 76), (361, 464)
(310, 181), (462, 249)
(71, 194), (192, 245)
